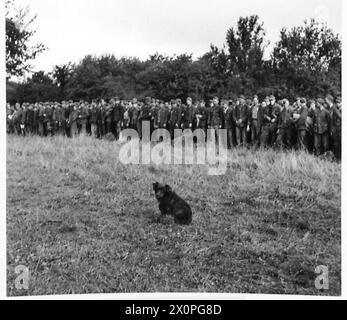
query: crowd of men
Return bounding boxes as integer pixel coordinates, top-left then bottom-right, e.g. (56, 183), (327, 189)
(6, 94), (341, 159)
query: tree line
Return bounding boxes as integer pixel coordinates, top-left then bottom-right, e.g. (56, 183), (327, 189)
(6, 8), (341, 104)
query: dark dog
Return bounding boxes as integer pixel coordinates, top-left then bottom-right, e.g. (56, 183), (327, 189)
(153, 182), (192, 225)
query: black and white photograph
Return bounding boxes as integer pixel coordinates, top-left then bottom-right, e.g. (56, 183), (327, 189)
(3, 0), (343, 298)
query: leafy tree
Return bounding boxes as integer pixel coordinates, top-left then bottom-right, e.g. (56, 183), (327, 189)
(5, 0), (46, 78)
(226, 15), (267, 75)
(52, 63), (73, 100)
(6, 14), (341, 103)
(272, 19), (341, 97)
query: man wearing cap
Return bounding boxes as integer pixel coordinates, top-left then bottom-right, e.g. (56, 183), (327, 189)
(43, 102), (53, 136)
(312, 98), (331, 155)
(248, 95), (263, 147)
(138, 97), (152, 139)
(128, 101), (139, 131)
(275, 99), (293, 148)
(208, 96), (224, 143)
(103, 100), (114, 135)
(260, 95), (279, 147)
(24, 104), (34, 135)
(232, 95), (248, 146)
(195, 100), (208, 136)
(168, 99), (181, 138)
(157, 101), (170, 130)
(180, 97), (194, 130)
(89, 102), (100, 138)
(13, 103), (25, 135)
(69, 104), (79, 137)
(64, 102), (73, 137)
(150, 101), (159, 134)
(224, 100), (235, 148)
(6, 103), (15, 134)
(293, 98), (309, 150)
(112, 97), (124, 140)
(331, 97), (341, 159)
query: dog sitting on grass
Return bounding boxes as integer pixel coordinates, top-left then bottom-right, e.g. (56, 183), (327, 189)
(153, 182), (192, 225)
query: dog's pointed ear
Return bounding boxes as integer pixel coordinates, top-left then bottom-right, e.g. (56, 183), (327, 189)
(165, 185), (172, 193)
(153, 182), (158, 190)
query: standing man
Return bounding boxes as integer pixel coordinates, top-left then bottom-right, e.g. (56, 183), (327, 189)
(195, 100), (208, 135)
(331, 97), (341, 159)
(208, 96), (224, 142)
(224, 100), (235, 148)
(69, 104), (79, 137)
(103, 101), (114, 135)
(275, 99), (293, 148)
(43, 102), (53, 136)
(157, 101), (170, 130)
(89, 102), (99, 138)
(260, 95), (279, 147)
(129, 101), (139, 131)
(138, 97), (152, 139)
(180, 97), (194, 130)
(293, 98), (309, 150)
(168, 99), (181, 139)
(247, 95), (263, 148)
(232, 95), (248, 147)
(312, 98), (331, 155)
(113, 97), (124, 140)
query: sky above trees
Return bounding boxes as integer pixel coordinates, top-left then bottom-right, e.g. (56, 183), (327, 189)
(13, 0), (342, 74)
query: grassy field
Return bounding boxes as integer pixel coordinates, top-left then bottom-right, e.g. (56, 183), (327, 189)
(6, 134), (341, 296)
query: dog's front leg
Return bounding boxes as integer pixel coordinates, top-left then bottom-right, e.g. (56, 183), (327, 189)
(157, 203), (168, 222)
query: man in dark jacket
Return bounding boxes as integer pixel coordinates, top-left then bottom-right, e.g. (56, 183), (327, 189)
(157, 102), (170, 129)
(208, 96), (224, 144)
(138, 97), (152, 139)
(129, 101), (139, 131)
(275, 99), (293, 148)
(103, 102), (114, 135)
(168, 100), (181, 138)
(44, 103), (53, 136)
(90, 102), (101, 138)
(331, 97), (341, 159)
(180, 97), (194, 130)
(233, 95), (248, 146)
(248, 95), (263, 147)
(260, 95), (280, 147)
(224, 100), (235, 148)
(293, 98), (309, 150)
(69, 104), (79, 137)
(112, 97), (124, 140)
(195, 100), (208, 134)
(312, 98), (331, 155)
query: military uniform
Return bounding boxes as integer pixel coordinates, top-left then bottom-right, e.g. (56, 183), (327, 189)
(157, 104), (170, 129)
(224, 104), (235, 148)
(232, 100), (248, 146)
(260, 102), (279, 147)
(312, 104), (330, 155)
(294, 104), (309, 150)
(331, 101), (341, 159)
(168, 103), (181, 138)
(275, 105), (293, 148)
(104, 104), (113, 135)
(69, 107), (79, 137)
(180, 104), (193, 130)
(248, 102), (263, 147)
(138, 101), (152, 139)
(128, 104), (139, 130)
(112, 102), (124, 140)
(195, 103), (208, 133)
(6, 107), (15, 134)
